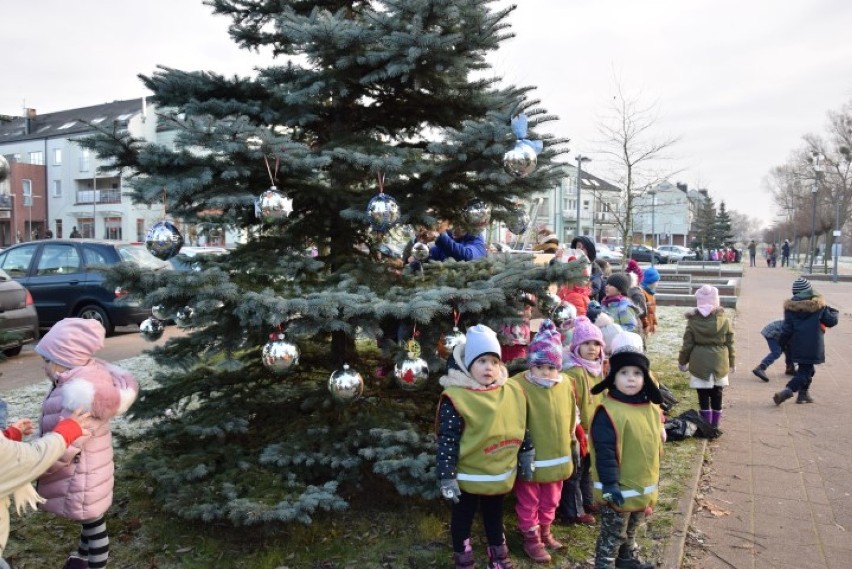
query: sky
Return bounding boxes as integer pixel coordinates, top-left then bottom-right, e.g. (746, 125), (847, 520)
(3, 0), (852, 227)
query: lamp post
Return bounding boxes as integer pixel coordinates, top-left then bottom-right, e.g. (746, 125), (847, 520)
(808, 153), (823, 275)
(649, 189), (657, 266)
(575, 155), (591, 238)
(832, 198), (841, 283)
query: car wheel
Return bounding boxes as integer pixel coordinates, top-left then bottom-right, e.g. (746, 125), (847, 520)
(76, 304), (115, 336)
(3, 345), (22, 357)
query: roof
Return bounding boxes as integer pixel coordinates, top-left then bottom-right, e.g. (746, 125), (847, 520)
(0, 98), (145, 143)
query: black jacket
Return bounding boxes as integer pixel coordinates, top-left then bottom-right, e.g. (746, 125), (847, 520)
(777, 294), (838, 364)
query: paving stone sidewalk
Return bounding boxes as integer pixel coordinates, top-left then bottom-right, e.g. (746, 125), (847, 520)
(684, 264), (852, 569)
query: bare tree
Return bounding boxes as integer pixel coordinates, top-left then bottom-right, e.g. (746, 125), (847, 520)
(593, 80), (681, 253)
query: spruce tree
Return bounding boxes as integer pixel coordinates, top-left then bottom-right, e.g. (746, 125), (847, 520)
(83, 0), (585, 525)
(713, 200), (734, 246)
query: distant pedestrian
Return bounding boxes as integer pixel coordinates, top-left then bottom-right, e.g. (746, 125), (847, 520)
(677, 285), (735, 429)
(69, 226), (81, 238)
(781, 240), (790, 267)
(751, 320), (794, 381)
(773, 278), (839, 405)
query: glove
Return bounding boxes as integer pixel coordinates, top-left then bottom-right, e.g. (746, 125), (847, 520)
(518, 449), (535, 481)
(575, 424), (589, 457)
(439, 479), (461, 503)
(678, 363), (688, 372)
(602, 483), (624, 506)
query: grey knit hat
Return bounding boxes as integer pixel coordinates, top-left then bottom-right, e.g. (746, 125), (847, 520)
(792, 277), (813, 297)
(606, 273), (630, 296)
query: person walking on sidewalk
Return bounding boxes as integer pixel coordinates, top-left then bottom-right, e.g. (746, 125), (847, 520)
(752, 319), (794, 381)
(747, 240), (757, 267)
(772, 277), (839, 405)
(676, 285), (735, 429)
(780, 239), (791, 267)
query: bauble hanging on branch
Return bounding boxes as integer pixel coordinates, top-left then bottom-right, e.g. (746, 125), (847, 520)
(328, 364), (364, 404)
(258, 186), (293, 222)
(463, 200), (491, 231)
(505, 204), (530, 235)
(145, 220), (184, 261)
(394, 338), (429, 391)
(502, 113), (543, 178)
(261, 332), (300, 375)
(366, 172), (400, 233)
(139, 318), (165, 342)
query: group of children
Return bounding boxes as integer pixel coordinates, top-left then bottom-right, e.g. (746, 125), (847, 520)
(437, 317), (662, 569)
(0, 318), (138, 569)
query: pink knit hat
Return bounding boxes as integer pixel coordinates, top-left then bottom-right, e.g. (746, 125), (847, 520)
(569, 316), (605, 352)
(695, 284), (720, 316)
(35, 318), (105, 368)
(528, 320), (563, 369)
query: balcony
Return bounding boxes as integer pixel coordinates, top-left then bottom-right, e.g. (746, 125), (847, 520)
(75, 188), (121, 205)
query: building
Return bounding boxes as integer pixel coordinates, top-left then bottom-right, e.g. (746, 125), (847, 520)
(631, 181), (712, 248)
(0, 99), (165, 245)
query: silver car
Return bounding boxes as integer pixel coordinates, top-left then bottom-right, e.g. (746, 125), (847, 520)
(0, 268), (39, 356)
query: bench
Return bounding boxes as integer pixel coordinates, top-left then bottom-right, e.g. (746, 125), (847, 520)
(676, 260), (722, 276)
(659, 273), (692, 283)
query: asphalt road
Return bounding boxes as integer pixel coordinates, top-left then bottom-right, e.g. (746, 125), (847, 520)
(0, 324), (184, 393)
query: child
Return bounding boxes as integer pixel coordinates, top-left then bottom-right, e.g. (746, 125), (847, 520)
(677, 285), (735, 428)
(624, 260), (647, 323)
(751, 319), (794, 381)
(35, 318), (139, 569)
(773, 277), (838, 405)
(600, 273), (641, 334)
(1, 403), (91, 569)
(436, 324), (534, 569)
(560, 316), (607, 526)
(639, 266), (660, 337)
(510, 320), (576, 563)
(589, 331), (663, 569)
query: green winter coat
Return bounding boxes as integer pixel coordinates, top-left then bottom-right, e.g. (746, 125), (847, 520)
(677, 307), (735, 381)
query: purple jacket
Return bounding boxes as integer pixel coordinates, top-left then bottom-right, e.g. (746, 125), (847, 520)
(37, 359), (138, 521)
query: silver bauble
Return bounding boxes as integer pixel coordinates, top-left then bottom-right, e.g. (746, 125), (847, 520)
(551, 303), (577, 326)
(438, 327), (465, 359)
(261, 333), (300, 375)
(539, 292), (562, 316)
(393, 354), (430, 391)
(151, 305), (171, 321)
(139, 318), (165, 342)
(174, 306), (195, 328)
(0, 155), (9, 183)
(145, 220), (184, 260)
(366, 193), (400, 232)
(328, 364), (364, 404)
(259, 186), (293, 221)
(411, 242), (431, 261)
(502, 143), (538, 178)
(506, 206), (530, 235)
(464, 200), (492, 230)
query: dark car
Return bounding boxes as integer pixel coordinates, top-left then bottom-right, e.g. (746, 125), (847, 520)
(0, 240), (168, 336)
(628, 245), (666, 264)
(0, 268), (39, 356)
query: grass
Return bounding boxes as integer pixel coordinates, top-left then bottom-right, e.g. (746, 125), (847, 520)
(5, 306), (711, 568)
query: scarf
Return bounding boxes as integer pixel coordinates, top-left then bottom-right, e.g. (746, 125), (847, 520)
(564, 348), (603, 377)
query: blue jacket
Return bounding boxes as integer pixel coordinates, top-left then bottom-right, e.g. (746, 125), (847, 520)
(777, 294), (838, 364)
(429, 231), (487, 262)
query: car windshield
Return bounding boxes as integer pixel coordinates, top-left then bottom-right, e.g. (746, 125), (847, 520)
(117, 244), (170, 270)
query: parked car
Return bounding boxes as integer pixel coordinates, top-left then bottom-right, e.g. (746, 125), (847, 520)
(0, 268), (39, 356)
(0, 240), (168, 336)
(596, 244), (623, 263)
(628, 245), (667, 264)
(657, 245), (695, 262)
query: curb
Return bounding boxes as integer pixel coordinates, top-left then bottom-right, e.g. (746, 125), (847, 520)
(660, 437), (707, 569)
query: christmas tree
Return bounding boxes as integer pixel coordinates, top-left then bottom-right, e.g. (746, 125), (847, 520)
(84, 0), (585, 525)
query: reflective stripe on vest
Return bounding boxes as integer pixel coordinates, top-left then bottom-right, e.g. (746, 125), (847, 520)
(458, 468), (516, 483)
(594, 482), (658, 498)
(534, 455), (572, 469)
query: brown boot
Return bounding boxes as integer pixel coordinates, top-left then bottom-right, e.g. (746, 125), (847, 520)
(487, 542), (516, 569)
(520, 526), (551, 563)
(452, 549), (475, 569)
(540, 524), (563, 549)
(773, 388), (794, 405)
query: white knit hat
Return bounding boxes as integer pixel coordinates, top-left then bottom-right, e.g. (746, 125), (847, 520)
(463, 324), (502, 369)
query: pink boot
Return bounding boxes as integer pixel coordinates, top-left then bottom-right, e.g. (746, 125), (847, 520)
(520, 526), (551, 563)
(540, 524), (563, 549)
(487, 542), (516, 569)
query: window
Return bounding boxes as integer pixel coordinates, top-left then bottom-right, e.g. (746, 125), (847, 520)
(79, 217), (95, 239)
(79, 149), (90, 172)
(22, 180), (33, 206)
(52, 180), (62, 198)
(55, 219), (63, 239)
(104, 217), (122, 240)
(28, 151), (44, 165)
(36, 244), (80, 276)
(0, 244), (38, 276)
(136, 218), (145, 242)
(53, 148), (62, 165)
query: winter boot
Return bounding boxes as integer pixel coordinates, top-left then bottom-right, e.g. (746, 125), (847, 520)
(486, 542), (516, 569)
(539, 524), (563, 550)
(773, 388), (794, 406)
(796, 389), (814, 404)
(699, 409), (713, 424)
(710, 410), (722, 428)
(752, 365), (770, 382)
(520, 526), (551, 563)
(784, 364), (796, 376)
(615, 544), (654, 569)
(61, 556), (88, 569)
(452, 539), (475, 569)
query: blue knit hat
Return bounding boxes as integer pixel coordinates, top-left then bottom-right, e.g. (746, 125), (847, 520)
(642, 266), (661, 285)
(528, 320), (563, 369)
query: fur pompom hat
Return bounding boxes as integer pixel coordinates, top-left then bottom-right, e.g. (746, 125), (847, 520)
(606, 273), (630, 296)
(591, 331), (662, 403)
(528, 319), (563, 369)
(625, 259), (644, 283)
(35, 318), (105, 369)
(463, 324), (502, 370)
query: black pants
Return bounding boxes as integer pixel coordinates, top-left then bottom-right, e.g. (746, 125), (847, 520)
(787, 363), (815, 392)
(696, 386), (723, 411)
(450, 492), (506, 552)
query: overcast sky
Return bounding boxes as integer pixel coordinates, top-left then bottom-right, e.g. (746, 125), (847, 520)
(4, 0), (851, 226)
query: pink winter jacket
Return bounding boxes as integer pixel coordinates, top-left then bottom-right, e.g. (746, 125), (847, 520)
(37, 359), (138, 521)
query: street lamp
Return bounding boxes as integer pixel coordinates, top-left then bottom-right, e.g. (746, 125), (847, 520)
(649, 189), (657, 266)
(832, 198), (841, 282)
(575, 155), (591, 238)
(808, 153), (823, 275)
